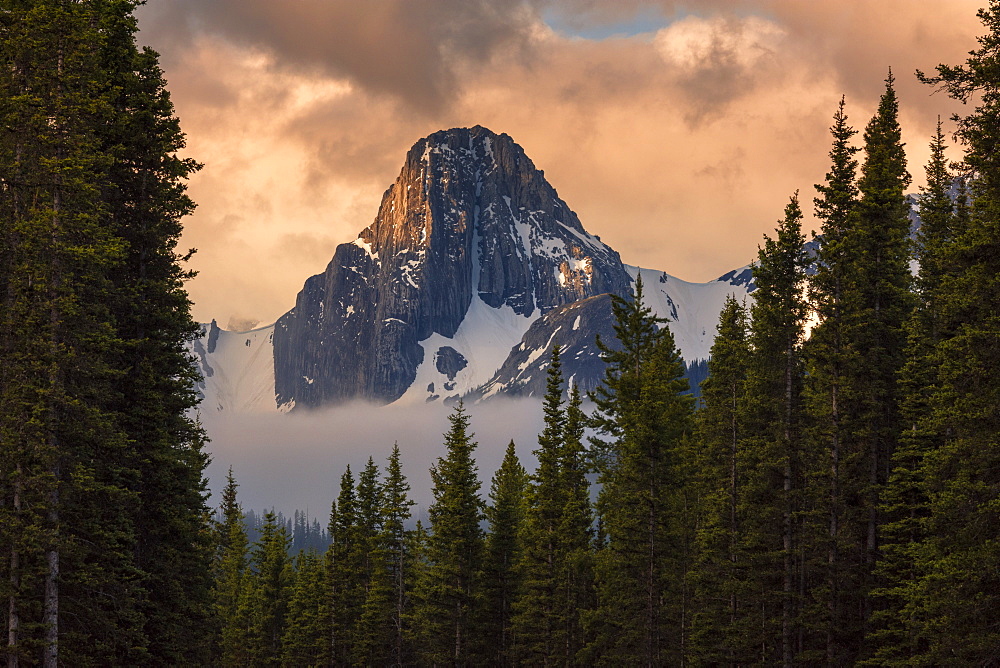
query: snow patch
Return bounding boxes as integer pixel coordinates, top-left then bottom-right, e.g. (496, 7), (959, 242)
(187, 322), (279, 414)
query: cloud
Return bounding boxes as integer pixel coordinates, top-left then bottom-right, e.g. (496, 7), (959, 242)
(136, 1), (982, 327)
(202, 399), (547, 519)
(654, 15), (787, 123)
(140, 0), (543, 114)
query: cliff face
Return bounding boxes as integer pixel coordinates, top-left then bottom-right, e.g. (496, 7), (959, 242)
(274, 126), (631, 409)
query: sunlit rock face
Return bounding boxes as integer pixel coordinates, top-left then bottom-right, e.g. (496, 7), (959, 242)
(273, 126), (631, 409)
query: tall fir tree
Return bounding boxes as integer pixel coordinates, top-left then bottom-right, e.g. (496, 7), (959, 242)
(0, 3), (132, 664)
(356, 445), (415, 666)
(212, 469), (252, 666)
(868, 121), (961, 665)
(246, 510), (292, 666)
(479, 441), (527, 665)
(584, 276), (695, 665)
(412, 402), (484, 665)
(907, 4), (1000, 660)
(326, 465), (363, 664)
(95, 3), (212, 661)
(806, 72), (913, 663)
(687, 296), (751, 663)
(1, 2), (209, 664)
(513, 345), (568, 663)
(802, 96), (861, 662)
(557, 383), (595, 660)
(741, 194), (810, 665)
(513, 346), (594, 664)
(280, 550), (329, 667)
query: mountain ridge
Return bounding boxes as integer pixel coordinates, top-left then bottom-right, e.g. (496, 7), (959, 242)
(190, 125), (756, 413)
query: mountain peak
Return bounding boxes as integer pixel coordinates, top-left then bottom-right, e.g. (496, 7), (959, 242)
(273, 126), (631, 409)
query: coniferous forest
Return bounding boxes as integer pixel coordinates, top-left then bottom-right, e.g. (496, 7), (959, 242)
(3, 1), (1000, 666)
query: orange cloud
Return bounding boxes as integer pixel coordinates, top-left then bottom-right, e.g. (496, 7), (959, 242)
(137, 1), (980, 325)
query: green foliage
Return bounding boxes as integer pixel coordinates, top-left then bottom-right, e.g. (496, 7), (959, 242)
(908, 5), (1000, 660)
(280, 551), (329, 667)
(513, 346), (594, 664)
(585, 276), (695, 665)
(743, 193), (810, 664)
(412, 403), (485, 665)
(246, 511), (292, 665)
(480, 441), (527, 665)
(327, 465), (363, 664)
(687, 296), (751, 663)
(0, 1), (209, 664)
(805, 73), (914, 663)
(356, 445), (415, 665)
(213, 469), (252, 666)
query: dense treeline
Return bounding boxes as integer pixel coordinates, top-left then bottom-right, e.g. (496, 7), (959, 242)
(1, 1), (211, 665)
(210, 6), (1000, 665)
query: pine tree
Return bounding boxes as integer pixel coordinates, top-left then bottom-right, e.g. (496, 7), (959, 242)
(584, 276), (695, 665)
(213, 469), (252, 666)
(326, 466), (363, 664)
(741, 194), (810, 665)
(246, 510), (292, 666)
(356, 445), (415, 666)
(94, 3), (212, 661)
(352, 455), (383, 663)
(805, 73), (913, 663)
(687, 296), (751, 663)
(513, 345), (568, 662)
(557, 383), (595, 661)
(479, 441), (527, 665)
(280, 550), (329, 667)
(906, 5), (1000, 660)
(802, 96), (861, 662)
(868, 121), (959, 665)
(0, 3), (135, 664)
(1, 2), (210, 663)
(412, 402), (484, 665)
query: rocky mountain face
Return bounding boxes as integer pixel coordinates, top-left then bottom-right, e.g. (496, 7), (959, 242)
(189, 125), (931, 413)
(273, 126), (632, 410)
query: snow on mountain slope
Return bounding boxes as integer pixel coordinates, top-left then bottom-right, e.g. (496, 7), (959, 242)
(190, 320), (279, 414)
(628, 264), (755, 364)
(393, 296), (535, 405)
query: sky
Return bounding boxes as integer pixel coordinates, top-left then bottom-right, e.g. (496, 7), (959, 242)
(136, 1), (983, 329)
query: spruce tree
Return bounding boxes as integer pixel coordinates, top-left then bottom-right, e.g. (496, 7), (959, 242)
(584, 276), (695, 665)
(326, 466), (363, 664)
(557, 383), (595, 660)
(213, 469), (252, 666)
(412, 402), (484, 665)
(868, 121), (960, 665)
(513, 345), (568, 662)
(741, 194), (810, 665)
(480, 441), (527, 665)
(280, 550), (329, 667)
(687, 296), (751, 663)
(95, 4), (212, 661)
(808, 73), (913, 663)
(246, 510), (292, 666)
(802, 96), (861, 662)
(356, 445), (415, 665)
(0, 3), (134, 664)
(907, 5), (1000, 660)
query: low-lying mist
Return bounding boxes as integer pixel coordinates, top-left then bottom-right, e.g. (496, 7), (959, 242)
(201, 398), (548, 524)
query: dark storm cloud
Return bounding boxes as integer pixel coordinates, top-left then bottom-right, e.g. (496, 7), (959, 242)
(140, 0), (544, 114)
